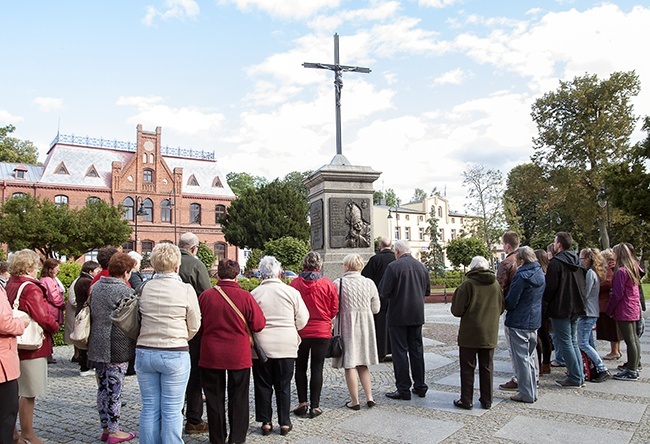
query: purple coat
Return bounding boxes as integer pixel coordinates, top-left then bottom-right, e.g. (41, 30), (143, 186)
(606, 268), (641, 322)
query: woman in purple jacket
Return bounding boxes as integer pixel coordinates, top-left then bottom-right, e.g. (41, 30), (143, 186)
(607, 243), (642, 381)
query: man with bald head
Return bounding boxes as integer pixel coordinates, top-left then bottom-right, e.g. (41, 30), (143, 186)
(362, 237), (396, 361)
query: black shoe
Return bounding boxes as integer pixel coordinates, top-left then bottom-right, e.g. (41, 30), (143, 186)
(366, 400), (376, 408)
(293, 405), (308, 417)
(592, 370), (612, 383)
(280, 425), (292, 436)
(453, 399), (473, 410)
(309, 407), (322, 418)
(261, 423), (272, 436)
(480, 401), (492, 409)
(411, 388), (427, 398)
(344, 401), (360, 410)
(385, 390), (411, 400)
(383, 355), (393, 362)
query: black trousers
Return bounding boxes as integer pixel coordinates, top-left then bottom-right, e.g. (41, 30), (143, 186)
(459, 347), (494, 406)
(185, 336), (204, 425)
(388, 325), (428, 394)
(0, 379), (18, 444)
(78, 348), (91, 372)
(252, 358), (294, 426)
(374, 302), (391, 360)
(295, 338), (328, 408)
(201, 367), (250, 444)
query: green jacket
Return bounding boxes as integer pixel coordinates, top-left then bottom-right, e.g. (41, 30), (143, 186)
(451, 268), (504, 349)
(179, 249), (212, 297)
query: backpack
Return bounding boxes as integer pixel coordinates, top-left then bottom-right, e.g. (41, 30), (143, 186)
(581, 350), (596, 381)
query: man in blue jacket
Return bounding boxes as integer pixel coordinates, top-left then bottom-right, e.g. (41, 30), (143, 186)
(379, 240), (431, 400)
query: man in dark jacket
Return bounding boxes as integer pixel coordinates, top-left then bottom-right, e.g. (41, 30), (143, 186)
(543, 232), (586, 388)
(179, 232), (212, 434)
(361, 237), (395, 361)
(379, 240), (431, 400)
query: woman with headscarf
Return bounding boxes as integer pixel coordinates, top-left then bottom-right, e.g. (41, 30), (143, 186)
(451, 256), (503, 410)
(251, 256), (309, 436)
(6, 249), (60, 444)
(88, 253), (137, 444)
(290, 251), (338, 419)
(332, 254), (380, 411)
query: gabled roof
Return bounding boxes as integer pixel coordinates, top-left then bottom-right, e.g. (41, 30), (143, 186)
(0, 162), (44, 181)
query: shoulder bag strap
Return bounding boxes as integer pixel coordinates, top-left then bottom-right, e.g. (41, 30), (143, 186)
(215, 285), (254, 346)
(336, 278), (343, 336)
(12, 281), (31, 310)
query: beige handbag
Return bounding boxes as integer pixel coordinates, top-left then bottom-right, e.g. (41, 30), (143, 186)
(13, 282), (45, 350)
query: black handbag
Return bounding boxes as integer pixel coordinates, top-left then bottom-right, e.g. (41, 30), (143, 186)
(326, 278), (344, 359)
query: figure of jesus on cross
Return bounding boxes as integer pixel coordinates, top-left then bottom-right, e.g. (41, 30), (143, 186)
(303, 34), (371, 157)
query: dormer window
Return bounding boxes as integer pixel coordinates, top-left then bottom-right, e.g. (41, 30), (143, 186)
(188, 175), (199, 186)
(86, 165), (99, 178)
(13, 165), (27, 179)
(55, 162), (69, 175)
(213, 177), (223, 188)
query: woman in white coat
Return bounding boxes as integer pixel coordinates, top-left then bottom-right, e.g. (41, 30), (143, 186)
(332, 254), (380, 410)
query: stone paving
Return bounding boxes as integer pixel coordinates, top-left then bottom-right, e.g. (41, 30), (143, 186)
(31, 304), (650, 443)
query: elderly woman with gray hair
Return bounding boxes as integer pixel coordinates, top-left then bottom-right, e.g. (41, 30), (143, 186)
(332, 254), (380, 410)
(504, 246), (545, 403)
(250, 256), (309, 436)
(451, 256), (503, 410)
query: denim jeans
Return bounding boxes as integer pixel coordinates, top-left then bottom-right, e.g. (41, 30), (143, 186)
(550, 317), (583, 384)
(136, 348), (191, 444)
(577, 317), (607, 372)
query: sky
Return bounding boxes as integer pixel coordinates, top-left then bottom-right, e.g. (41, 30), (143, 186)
(2, 0), (649, 211)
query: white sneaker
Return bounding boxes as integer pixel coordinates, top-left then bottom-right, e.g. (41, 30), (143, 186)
(80, 369), (96, 377)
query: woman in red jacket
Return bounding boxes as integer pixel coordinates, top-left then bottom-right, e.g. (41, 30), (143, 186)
(6, 250), (60, 444)
(199, 259), (266, 444)
(290, 251), (338, 419)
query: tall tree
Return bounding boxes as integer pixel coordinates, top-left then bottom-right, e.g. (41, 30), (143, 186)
(411, 188), (427, 202)
(281, 170), (312, 201)
(531, 71), (640, 248)
(421, 208), (445, 277)
(0, 125), (39, 164)
(225, 172), (268, 196)
(74, 199), (132, 256)
(462, 164), (504, 250)
(372, 188), (399, 207)
(445, 236), (491, 272)
(222, 180), (309, 250)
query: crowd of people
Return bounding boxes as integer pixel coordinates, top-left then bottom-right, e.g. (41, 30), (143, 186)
(0, 230), (645, 443)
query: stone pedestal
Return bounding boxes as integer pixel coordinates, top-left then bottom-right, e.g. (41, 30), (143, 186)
(305, 154), (381, 279)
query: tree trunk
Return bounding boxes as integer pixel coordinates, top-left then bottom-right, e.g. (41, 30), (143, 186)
(598, 218), (610, 250)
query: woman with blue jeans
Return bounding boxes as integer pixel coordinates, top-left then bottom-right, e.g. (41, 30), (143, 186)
(136, 243), (201, 444)
(577, 248), (611, 382)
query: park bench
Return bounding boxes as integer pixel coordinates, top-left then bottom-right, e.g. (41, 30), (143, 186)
(424, 284), (448, 304)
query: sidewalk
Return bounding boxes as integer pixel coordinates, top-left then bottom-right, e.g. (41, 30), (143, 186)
(35, 304), (649, 443)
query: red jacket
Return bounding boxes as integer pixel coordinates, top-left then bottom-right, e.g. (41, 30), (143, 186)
(198, 280), (266, 370)
(290, 275), (338, 339)
(6, 276), (60, 360)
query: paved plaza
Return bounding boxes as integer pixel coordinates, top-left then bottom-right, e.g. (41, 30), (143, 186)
(34, 304), (649, 443)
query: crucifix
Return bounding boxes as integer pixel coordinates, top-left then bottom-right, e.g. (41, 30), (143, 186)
(303, 33), (371, 156)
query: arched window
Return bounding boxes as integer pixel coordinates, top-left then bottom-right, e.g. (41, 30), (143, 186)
(54, 195), (69, 206)
(161, 199), (172, 223)
(87, 196), (101, 203)
(142, 198), (153, 222)
(12, 192), (26, 198)
(215, 205), (226, 224)
(143, 168), (153, 183)
(141, 240), (154, 253)
(214, 243), (226, 262)
(190, 203), (201, 224)
(123, 197), (134, 221)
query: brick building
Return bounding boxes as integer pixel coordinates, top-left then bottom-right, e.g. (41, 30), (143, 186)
(0, 125), (237, 262)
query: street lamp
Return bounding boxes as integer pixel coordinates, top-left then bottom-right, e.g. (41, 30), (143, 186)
(133, 196), (149, 253)
(387, 199), (401, 241)
(597, 186), (611, 249)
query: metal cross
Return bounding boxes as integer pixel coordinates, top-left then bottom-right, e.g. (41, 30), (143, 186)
(303, 34), (371, 156)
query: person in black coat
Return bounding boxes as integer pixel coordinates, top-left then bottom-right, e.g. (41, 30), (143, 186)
(361, 237), (396, 361)
(378, 240), (431, 400)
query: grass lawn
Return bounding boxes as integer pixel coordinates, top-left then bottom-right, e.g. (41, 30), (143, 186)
(643, 283), (650, 304)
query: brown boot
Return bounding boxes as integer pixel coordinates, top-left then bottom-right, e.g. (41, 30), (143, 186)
(541, 363), (551, 374)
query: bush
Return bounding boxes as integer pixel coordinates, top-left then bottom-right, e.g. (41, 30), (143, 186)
(58, 261), (82, 292)
(263, 237), (310, 273)
(431, 270), (465, 288)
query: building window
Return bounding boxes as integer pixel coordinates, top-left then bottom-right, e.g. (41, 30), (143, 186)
(396, 213), (400, 220)
(54, 162), (69, 175)
(451, 217), (455, 224)
(213, 177), (224, 188)
(123, 241), (135, 252)
(405, 215), (410, 221)
(419, 227), (425, 240)
(143, 169), (153, 183)
(214, 243), (226, 262)
(123, 197), (134, 221)
(141, 240), (154, 253)
(419, 215), (424, 222)
(190, 203), (201, 224)
(54, 195), (69, 206)
(451, 229), (457, 240)
(87, 196), (101, 203)
(86, 165), (99, 178)
(439, 228), (445, 242)
(405, 227), (411, 241)
(394, 227), (400, 240)
(161, 199), (172, 223)
(215, 205), (226, 224)
(142, 198), (153, 222)
(12, 192), (26, 198)
(438, 206), (442, 217)
(14, 169), (26, 179)
(188, 175), (199, 186)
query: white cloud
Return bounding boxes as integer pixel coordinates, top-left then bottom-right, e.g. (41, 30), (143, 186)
(142, 0), (200, 26)
(33, 97), (63, 112)
(116, 96), (225, 136)
(219, 0), (339, 20)
(418, 0), (461, 8)
(433, 68), (470, 85)
(0, 109), (24, 124)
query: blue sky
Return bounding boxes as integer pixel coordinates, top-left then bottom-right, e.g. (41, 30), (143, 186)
(1, 0), (649, 208)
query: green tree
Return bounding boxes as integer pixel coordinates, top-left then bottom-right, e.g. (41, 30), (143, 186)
(282, 170), (312, 202)
(531, 71), (640, 249)
(245, 248), (264, 272)
(0, 125), (39, 164)
(58, 262), (82, 291)
(421, 208), (445, 277)
(411, 188), (428, 202)
(222, 180), (309, 250)
(74, 199), (132, 257)
(226, 172), (268, 196)
(462, 164), (504, 250)
(197, 241), (217, 271)
(263, 236), (310, 273)
(445, 236), (491, 272)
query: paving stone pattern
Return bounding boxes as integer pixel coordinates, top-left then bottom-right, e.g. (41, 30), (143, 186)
(31, 304), (649, 443)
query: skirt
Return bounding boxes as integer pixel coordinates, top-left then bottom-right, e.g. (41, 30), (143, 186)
(18, 357), (48, 398)
(596, 312), (623, 342)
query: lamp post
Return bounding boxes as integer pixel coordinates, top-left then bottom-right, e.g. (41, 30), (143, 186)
(133, 196), (149, 253)
(387, 198), (401, 241)
(166, 186), (178, 244)
(597, 186), (611, 250)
